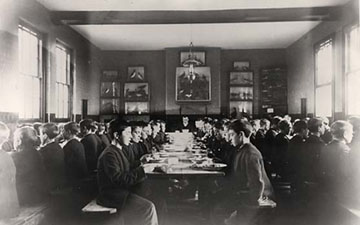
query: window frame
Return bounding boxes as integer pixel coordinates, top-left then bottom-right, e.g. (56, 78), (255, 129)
(344, 22), (360, 117)
(18, 21), (46, 122)
(314, 34), (335, 119)
(54, 40), (74, 121)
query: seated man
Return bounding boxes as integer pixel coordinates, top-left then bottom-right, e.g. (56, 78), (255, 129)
(39, 123), (67, 191)
(0, 122), (19, 218)
(218, 119), (274, 224)
(80, 119), (102, 173)
(97, 119), (158, 225)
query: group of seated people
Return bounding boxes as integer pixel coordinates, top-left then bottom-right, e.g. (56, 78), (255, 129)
(0, 114), (359, 225)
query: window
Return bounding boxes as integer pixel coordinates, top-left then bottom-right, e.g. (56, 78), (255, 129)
(345, 24), (360, 116)
(55, 43), (72, 118)
(18, 24), (43, 119)
(315, 38), (333, 117)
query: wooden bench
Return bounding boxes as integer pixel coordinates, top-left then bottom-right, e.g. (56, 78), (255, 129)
(82, 199), (117, 214)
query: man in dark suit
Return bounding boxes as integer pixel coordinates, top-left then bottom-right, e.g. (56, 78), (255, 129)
(80, 119), (102, 173)
(97, 119), (158, 225)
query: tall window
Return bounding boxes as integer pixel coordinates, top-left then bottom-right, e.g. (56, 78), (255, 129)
(55, 43), (72, 119)
(315, 38), (333, 117)
(18, 24), (43, 119)
(345, 24), (360, 116)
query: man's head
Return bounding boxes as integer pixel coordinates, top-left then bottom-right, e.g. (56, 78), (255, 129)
(130, 121), (142, 143)
(213, 121), (223, 141)
(14, 126), (39, 151)
(159, 120), (166, 133)
(150, 120), (160, 134)
(278, 119), (292, 135)
(228, 119), (252, 147)
(330, 120), (353, 144)
(292, 120), (308, 137)
(79, 119), (96, 135)
(108, 119), (132, 146)
(308, 117), (325, 135)
(40, 123), (59, 144)
(250, 119), (260, 133)
(63, 122), (80, 140)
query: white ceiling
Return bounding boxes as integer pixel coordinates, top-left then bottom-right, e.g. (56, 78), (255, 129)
(38, 0), (350, 11)
(37, 0), (351, 50)
(71, 22), (321, 50)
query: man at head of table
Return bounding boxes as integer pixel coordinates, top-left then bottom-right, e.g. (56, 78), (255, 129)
(97, 119), (158, 225)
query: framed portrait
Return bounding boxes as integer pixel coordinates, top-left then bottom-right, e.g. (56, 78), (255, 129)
(124, 82), (149, 101)
(175, 67), (211, 102)
(230, 101), (253, 115)
(102, 70), (119, 80)
(233, 61), (250, 71)
(230, 87), (253, 100)
(100, 99), (120, 114)
(100, 82), (120, 97)
(229, 71), (253, 85)
(180, 51), (205, 66)
(127, 66), (145, 81)
(125, 102), (149, 115)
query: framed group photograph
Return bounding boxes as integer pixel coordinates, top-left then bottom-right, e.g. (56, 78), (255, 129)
(230, 87), (253, 100)
(100, 81), (120, 97)
(124, 82), (149, 101)
(180, 51), (205, 66)
(125, 102), (149, 115)
(233, 61), (250, 71)
(102, 70), (119, 80)
(229, 71), (253, 85)
(127, 66), (145, 81)
(175, 67), (211, 102)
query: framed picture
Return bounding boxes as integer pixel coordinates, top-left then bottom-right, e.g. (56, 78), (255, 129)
(125, 102), (149, 115)
(124, 82), (149, 101)
(102, 70), (119, 80)
(100, 99), (120, 114)
(233, 61), (250, 71)
(230, 101), (253, 115)
(100, 82), (120, 97)
(229, 71), (253, 85)
(175, 67), (211, 102)
(127, 66), (145, 81)
(180, 51), (205, 66)
(230, 87), (253, 100)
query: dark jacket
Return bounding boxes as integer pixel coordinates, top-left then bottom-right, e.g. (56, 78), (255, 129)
(97, 145), (146, 208)
(11, 147), (48, 205)
(63, 139), (88, 182)
(303, 135), (325, 181)
(39, 142), (67, 190)
(231, 143), (274, 204)
(81, 134), (102, 172)
(253, 129), (266, 158)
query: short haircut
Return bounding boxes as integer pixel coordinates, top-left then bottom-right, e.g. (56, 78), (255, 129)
(64, 122), (80, 135)
(108, 119), (130, 139)
(331, 120), (353, 139)
(40, 123), (59, 139)
(308, 117), (324, 133)
(129, 121), (142, 132)
(228, 119), (252, 138)
(260, 119), (270, 127)
(14, 126), (39, 149)
(149, 120), (160, 127)
(278, 119), (292, 133)
(272, 116), (282, 126)
(79, 119), (95, 130)
(250, 119), (260, 126)
(293, 120), (308, 133)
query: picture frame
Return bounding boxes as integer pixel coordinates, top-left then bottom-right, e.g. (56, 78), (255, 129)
(230, 101), (253, 115)
(233, 61), (250, 71)
(124, 82), (149, 101)
(100, 81), (120, 97)
(102, 70), (119, 80)
(175, 67), (211, 102)
(100, 99), (120, 114)
(229, 71), (253, 85)
(125, 102), (149, 115)
(127, 66), (145, 81)
(180, 51), (205, 66)
(229, 87), (253, 101)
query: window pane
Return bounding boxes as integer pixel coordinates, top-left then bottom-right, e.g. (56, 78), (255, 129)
(347, 71), (360, 115)
(316, 85), (332, 117)
(316, 40), (333, 85)
(346, 26), (360, 72)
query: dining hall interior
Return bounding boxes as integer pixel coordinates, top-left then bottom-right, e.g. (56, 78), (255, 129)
(0, 0), (360, 224)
